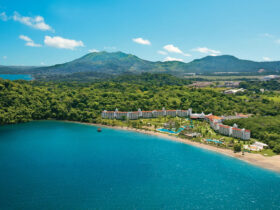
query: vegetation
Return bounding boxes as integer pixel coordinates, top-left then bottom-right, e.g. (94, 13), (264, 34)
(240, 80), (280, 91)
(233, 143), (242, 153)
(1, 72), (280, 153)
(1, 76), (279, 125)
(224, 116), (280, 153)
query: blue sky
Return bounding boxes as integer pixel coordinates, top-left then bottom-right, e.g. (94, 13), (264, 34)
(1, 0), (280, 66)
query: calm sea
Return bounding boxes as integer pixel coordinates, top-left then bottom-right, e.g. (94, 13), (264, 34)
(0, 121), (279, 209)
(0, 74), (33, 80)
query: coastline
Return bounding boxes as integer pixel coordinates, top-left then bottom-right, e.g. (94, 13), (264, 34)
(66, 120), (280, 173)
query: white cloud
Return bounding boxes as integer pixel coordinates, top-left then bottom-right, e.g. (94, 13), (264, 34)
(163, 44), (191, 57)
(44, 36), (84, 50)
(262, 57), (272, 61)
(164, 56), (183, 62)
(40, 62), (45, 65)
(26, 42), (42, 47)
(157, 50), (167, 55)
(261, 33), (274, 38)
(13, 12), (53, 31)
(182, 53), (191, 57)
(88, 49), (99, 53)
(3, 56), (7, 59)
(19, 35), (42, 47)
(163, 44), (183, 54)
(19, 35), (32, 42)
(132, 37), (151, 45)
(0, 12), (7, 21)
(192, 47), (221, 55)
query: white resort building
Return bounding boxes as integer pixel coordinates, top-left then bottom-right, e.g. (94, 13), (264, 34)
(102, 108), (193, 120)
(101, 108), (251, 140)
(244, 141), (268, 151)
(207, 114), (251, 140)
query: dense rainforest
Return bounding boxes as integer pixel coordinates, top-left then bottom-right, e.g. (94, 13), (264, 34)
(1, 73), (280, 150)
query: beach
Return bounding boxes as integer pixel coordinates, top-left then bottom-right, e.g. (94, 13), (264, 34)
(72, 121), (280, 173)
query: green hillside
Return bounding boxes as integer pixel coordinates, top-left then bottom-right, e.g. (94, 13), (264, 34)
(1, 52), (280, 80)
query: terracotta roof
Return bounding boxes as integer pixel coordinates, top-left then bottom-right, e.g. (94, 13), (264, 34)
(219, 124), (230, 128)
(237, 113), (249, 117)
(232, 127), (242, 131)
(206, 115), (223, 120)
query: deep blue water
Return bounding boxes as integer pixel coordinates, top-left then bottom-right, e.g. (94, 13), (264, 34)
(0, 74), (33, 80)
(0, 121), (279, 209)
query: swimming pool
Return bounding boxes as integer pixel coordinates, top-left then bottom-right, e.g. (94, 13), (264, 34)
(206, 139), (223, 144)
(157, 127), (185, 134)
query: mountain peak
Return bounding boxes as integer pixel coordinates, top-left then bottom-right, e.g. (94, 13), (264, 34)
(80, 51), (139, 62)
(195, 55), (239, 62)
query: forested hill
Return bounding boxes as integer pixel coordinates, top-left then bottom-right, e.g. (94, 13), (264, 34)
(1, 75), (280, 151)
(24, 52), (280, 75)
(2, 52), (280, 79)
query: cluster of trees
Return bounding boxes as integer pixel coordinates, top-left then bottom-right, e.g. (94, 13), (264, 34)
(240, 80), (280, 91)
(224, 116), (280, 153)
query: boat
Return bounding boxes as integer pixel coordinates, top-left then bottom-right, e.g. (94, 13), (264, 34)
(97, 128), (102, 132)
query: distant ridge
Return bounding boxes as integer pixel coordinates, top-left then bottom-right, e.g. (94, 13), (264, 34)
(1, 51), (280, 77)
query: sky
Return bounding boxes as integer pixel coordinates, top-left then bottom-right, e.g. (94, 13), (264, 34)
(1, 0), (280, 66)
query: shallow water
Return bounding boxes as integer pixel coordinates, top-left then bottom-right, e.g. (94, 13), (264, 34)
(0, 121), (279, 209)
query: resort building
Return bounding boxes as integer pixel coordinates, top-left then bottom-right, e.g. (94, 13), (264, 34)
(221, 113), (250, 121)
(223, 88), (245, 94)
(244, 141), (268, 151)
(207, 114), (251, 140)
(102, 108), (193, 120)
(190, 112), (205, 119)
(102, 109), (251, 140)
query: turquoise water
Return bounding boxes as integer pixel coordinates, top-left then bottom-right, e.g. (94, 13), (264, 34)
(157, 127), (184, 134)
(206, 139), (223, 144)
(0, 74), (33, 80)
(0, 121), (280, 209)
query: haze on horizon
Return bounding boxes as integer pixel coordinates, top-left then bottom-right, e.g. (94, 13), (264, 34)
(1, 0), (280, 66)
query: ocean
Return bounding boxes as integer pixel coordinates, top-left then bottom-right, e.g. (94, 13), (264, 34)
(0, 121), (279, 209)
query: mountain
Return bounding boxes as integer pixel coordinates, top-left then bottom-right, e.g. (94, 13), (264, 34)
(32, 51), (154, 75)
(0, 65), (37, 74)
(1, 52), (280, 79)
(186, 55), (280, 73)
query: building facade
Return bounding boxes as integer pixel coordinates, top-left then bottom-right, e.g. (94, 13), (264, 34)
(102, 108), (193, 120)
(102, 109), (251, 140)
(207, 114), (251, 140)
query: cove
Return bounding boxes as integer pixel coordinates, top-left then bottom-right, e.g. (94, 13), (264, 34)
(0, 121), (279, 209)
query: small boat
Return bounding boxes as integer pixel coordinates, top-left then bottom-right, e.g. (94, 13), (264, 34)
(97, 128), (102, 132)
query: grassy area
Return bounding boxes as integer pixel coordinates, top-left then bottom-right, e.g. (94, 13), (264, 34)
(236, 95), (249, 100)
(262, 95), (280, 103)
(251, 149), (276, 157)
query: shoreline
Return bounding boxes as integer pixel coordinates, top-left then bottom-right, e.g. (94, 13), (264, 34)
(65, 120), (280, 173)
